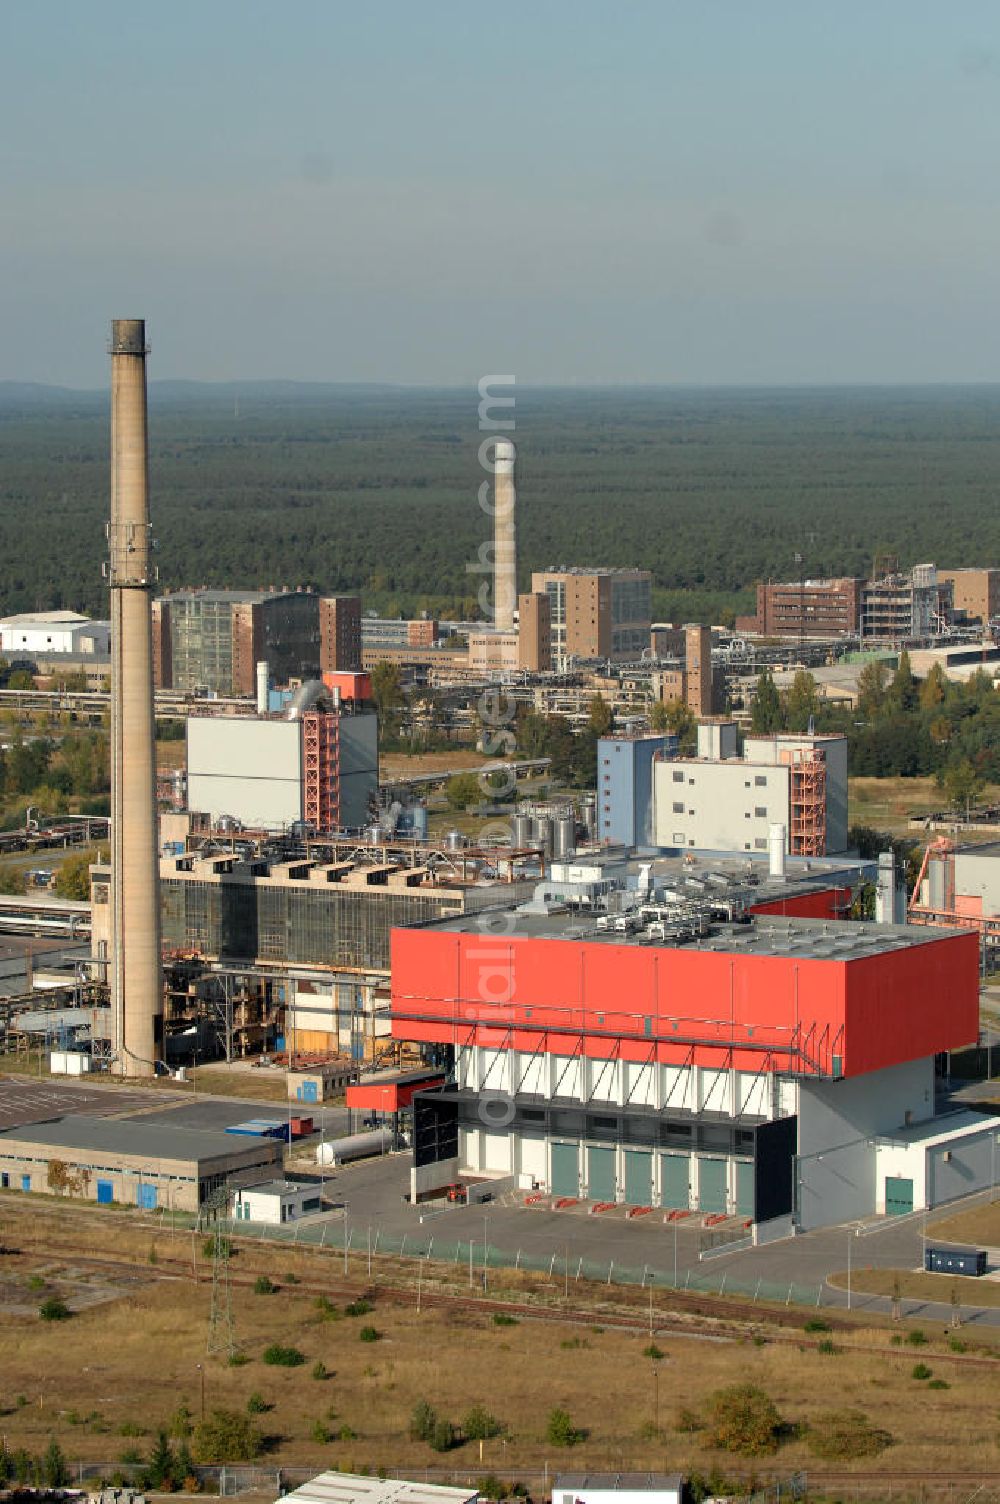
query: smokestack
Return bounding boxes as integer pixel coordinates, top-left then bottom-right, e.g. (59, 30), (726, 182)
(493, 438), (517, 632)
(108, 318), (162, 1076)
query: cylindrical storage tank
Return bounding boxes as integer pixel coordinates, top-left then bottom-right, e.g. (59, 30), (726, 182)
(534, 815), (553, 858)
(553, 812), (575, 859)
(581, 796), (597, 840)
(512, 812), (531, 848)
(412, 803), (429, 842)
(928, 854), (946, 911)
(445, 829), (465, 852)
(316, 1128), (393, 1165)
(330, 685), (342, 710)
(255, 661), (269, 716)
(768, 823), (787, 879)
(365, 823), (381, 843)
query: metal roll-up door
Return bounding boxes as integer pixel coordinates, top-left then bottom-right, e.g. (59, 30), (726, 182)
(587, 1145), (617, 1202)
(624, 1149), (652, 1206)
(697, 1155), (727, 1214)
(660, 1153), (690, 1209)
(550, 1141), (579, 1198)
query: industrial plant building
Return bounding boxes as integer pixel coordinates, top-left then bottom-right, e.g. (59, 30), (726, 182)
(0, 1114), (282, 1212)
(741, 578), (863, 640)
(392, 905), (980, 1230)
(937, 568), (1000, 627)
(651, 723), (848, 856)
(530, 568), (653, 667)
(647, 623), (716, 717)
(466, 592), (552, 674)
(0, 610), (111, 660)
(185, 694), (378, 832)
(153, 588), (328, 696)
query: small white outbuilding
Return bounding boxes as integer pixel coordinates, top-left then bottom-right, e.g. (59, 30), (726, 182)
(231, 1180), (323, 1225)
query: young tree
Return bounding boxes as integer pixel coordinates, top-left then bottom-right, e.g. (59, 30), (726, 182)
(943, 757), (984, 817)
(706, 1384), (783, 1456)
(857, 660), (888, 719)
(41, 1440), (68, 1489)
(445, 772), (481, 811)
(783, 670), (819, 731)
(750, 670), (783, 734)
(369, 660), (405, 742)
(888, 650), (917, 712)
(586, 695), (613, 738)
(919, 661), (948, 710)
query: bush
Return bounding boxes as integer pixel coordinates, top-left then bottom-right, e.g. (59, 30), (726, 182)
(284, 1272), (300, 1284)
(262, 1343), (305, 1367)
(674, 1406), (702, 1434)
(429, 1417), (457, 1453)
(804, 1317), (832, 1333)
(907, 1329), (928, 1346)
(315, 1295), (340, 1320)
(202, 1234), (231, 1259)
(227, 1352), (249, 1367)
(410, 1401), (438, 1442)
(643, 1343), (665, 1360)
(948, 1336), (967, 1353)
(806, 1409), (892, 1460)
(311, 1421), (331, 1445)
(476, 1476), (505, 1502)
(41, 1439), (68, 1489)
(463, 1406), (504, 1441)
(192, 1409), (263, 1463)
(39, 1295), (70, 1321)
(492, 1312), (518, 1327)
(359, 1326), (381, 1343)
(169, 1403), (194, 1439)
(119, 1421), (146, 1437)
(312, 1360), (329, 1381)
(253, 1276), (275, 1295)
(338, 1425), (358, 1442)
(119, 1447), (142, 1466)
(345, 1298), (373, 1317)
(705, 1385), (783, 1456)
(817, 1338), (838, 1355)
(911, 1363), (933, 1380)
(246, 1393), (270, 1415)
(546, 1408), (581, 1447)
(927, 1378), (950, 1390)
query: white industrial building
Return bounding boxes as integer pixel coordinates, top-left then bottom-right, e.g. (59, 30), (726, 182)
(276, 1473), (477, 1504)
(651, 722), (848, 855)
(554, 1478), (683, 1504)
(231, 1179), (323, 1224)
(0, 610), (111, 657)
(186, 700), (377, 831)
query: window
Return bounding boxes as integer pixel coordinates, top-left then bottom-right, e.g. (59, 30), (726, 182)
(755, 774), (767, 786)
(672, 801), (684, 813)
(754, 838), (767, 849)
(673, 770), (683, 783)
(754, 806), (767, 817)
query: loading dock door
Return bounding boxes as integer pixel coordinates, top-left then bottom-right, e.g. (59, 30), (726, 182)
(137, 1184), (157, 1211)
(96, 1179), (113, 1205)
(587, 1145), (616, 1203)
(885, 1175), (913, 1216)
(697, 1156), (727, 1214)
(735, 1161), (754, 1218)
(660, 1153), (689, 1209)
(550, 1142), (579, 1198)
(624, 1149), (652, 1206)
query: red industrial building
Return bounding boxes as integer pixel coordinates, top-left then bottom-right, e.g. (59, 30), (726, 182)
(391, 908), (979, 1230)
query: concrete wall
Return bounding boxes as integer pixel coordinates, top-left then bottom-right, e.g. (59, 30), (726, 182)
(796, 1057), (934, 1230)
(955, 850), (1000, 915)
(653, 757), (790, 852)
(187, 717), (302, 827)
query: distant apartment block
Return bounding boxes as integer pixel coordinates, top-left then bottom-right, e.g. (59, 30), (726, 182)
(530, 567), (652, 666)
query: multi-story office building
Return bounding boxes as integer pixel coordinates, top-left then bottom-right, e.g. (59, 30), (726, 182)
(466, 593), (552, 674)
(319, 596), (362, 672)
(746, 578), (863, 639)
(938, 568), (1000, 626)
(530, 568), (652, 667)
(860, 565), (952, 643)
(153, 589), (323, 695)
(597, 733), (677, 847)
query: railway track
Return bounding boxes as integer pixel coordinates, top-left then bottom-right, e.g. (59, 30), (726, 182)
(5, 1204), (1000, 1369)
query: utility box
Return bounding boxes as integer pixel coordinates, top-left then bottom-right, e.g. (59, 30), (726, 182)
(925, 1246), (988, 1276)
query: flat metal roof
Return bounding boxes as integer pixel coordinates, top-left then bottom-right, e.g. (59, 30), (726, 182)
(279, 1473), (477, 1504)
(555, 1477), (683, 1493)
(0, 1113), (279, 1165)
(426, 911), (952, 962)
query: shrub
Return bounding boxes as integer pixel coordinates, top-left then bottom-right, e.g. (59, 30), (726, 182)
(463, 1406), (504, 1441)
(41, 1439), (68, 1489)
(246, 1393), (270, 1415)
(705, 1385), (783, 1456)
(253, 1275), (275, 1295)
(338, 1425), (358, 1442)
(118, 1447), (142, 1466)
(345, 1298), (373, 1317)
(492, 1313), (518, 1327)
(804, 1318), (831, 1333)
(284, 1272), (300, 1284)
(170, 1403), (194, 1440)
(227, 1352), (249, 1367)
(192, 1409), (263, 1463)
(643, 1343), (665, 1360)
(674, 1406), (702, 1434)
(907, 1329), (928, 1346)
(145, 1430), (176, 1490)
(927, 1378), (950, 1390)
(27, 1274), (45, 1291)
(202, 1234), (231, 1260)
(806, 1409), (892, 1460)
(476, 1476), (504, 1502)
(39, 1295), (70, 1321)
(311, 1421), (331, 1445)
(546, 1408), (581, 1447)
(359, 1326), (381, 1343)
(410, 1401), (438, 1443)
(262, 1343), (305, 1367)
(911, 1363), (933, 1380)
(817, 1338), (838, 1355)
(949, 1337), (967, 1353)
(429, 1417), (457, 1453)
(315, 1296), (340, 1320)
(312, 1360), (329, 1381)
(119, 1422), (145, 1438)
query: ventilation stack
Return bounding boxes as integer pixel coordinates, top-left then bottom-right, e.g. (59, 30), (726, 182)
(493, 438), (517, 631)
(108, 319), (162, 1076)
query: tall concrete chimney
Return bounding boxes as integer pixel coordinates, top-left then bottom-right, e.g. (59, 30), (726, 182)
(108, 319), (162, 1076)
(493, 438), (517, 631)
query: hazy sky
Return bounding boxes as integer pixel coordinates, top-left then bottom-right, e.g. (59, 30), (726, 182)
(5, 2), (1000, 386)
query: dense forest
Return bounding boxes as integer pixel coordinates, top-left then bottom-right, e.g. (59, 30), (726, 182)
(3, 382), (1000, 624)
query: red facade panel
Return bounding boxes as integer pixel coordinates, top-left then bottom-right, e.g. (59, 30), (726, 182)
(750, 886), (852, 921)
(390, 926), (978, 1080)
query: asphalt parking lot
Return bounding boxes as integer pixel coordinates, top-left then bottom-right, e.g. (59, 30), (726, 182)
(0, 1075), (157, 1131)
